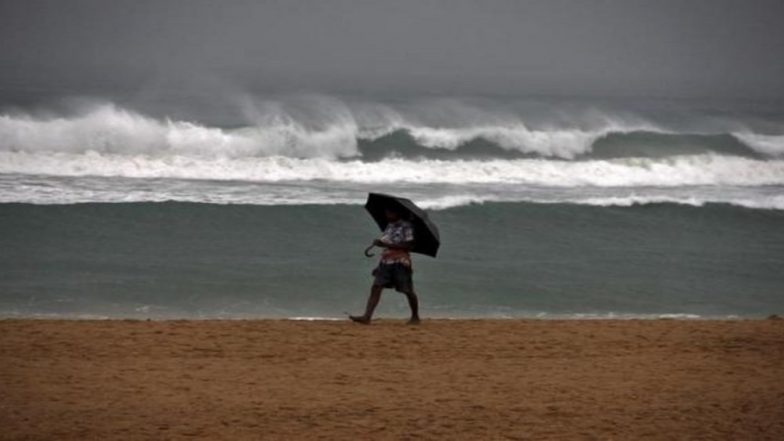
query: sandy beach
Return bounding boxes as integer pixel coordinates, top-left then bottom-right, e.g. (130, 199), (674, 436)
(1, 319), (782, 440)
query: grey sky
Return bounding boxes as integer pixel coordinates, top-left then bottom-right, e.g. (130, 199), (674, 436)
(1, 0), (783, 101)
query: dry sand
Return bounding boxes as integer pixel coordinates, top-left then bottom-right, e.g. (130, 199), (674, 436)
(1, 319), (783, 440)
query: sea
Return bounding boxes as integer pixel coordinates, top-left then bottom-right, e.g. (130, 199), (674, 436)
(1, 94), (782, 319)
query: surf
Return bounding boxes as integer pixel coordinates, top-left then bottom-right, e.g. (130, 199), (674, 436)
(2, 101), (783, 161)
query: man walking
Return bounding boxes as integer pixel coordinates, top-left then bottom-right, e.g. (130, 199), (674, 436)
(350, 207), (420, 325)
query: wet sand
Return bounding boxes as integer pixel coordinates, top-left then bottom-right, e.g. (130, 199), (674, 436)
(1, 319), (783, 440)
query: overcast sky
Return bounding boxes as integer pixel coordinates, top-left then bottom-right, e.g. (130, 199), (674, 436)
(1, 0), (783, 101)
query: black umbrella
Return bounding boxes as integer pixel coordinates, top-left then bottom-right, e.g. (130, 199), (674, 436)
(364, 193), (440, 257)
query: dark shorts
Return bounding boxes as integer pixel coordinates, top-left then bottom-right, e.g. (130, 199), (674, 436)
(373, 263), (414, 294)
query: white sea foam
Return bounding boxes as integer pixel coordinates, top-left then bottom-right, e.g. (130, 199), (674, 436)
(1, 172), (782, 210)
(407, 125), (604, 158)
(416, 193), (784, 210)
(732, 132), (784, 156)
(2, 102), (783, 162)
(564, 195), (784, 210)
(2, 102), (783, 210)
(0, 104), (619, 159)
(0, 102), (724, 160)
(2, 150), (783, 187)
(0, 104), (361, 159)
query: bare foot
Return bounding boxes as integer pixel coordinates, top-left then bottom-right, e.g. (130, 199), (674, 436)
(349, 315), (371, 325)
(407, 317), (421, 325)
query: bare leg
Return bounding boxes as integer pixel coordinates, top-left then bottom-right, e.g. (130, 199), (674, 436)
(350, 284), (383, 324)
(404, 291), (420, 324)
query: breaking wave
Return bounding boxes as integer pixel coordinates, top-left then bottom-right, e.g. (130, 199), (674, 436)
(0, 104), (359, 159)
(413, 194), (784, 211)
(732, 132), (784, 157)
(1, 101), (782, 210)
(2, 151), (783, 187)
(1, 103), (782, 161)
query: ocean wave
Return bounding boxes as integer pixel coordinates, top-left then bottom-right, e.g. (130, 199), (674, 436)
(416, 194), (784, 210)
(2, 150), (783, 188)
(2, 167), (783, 210)
(0, 103), (631, 159)
(1, 103), (782, 161)
(732, 132), (784, 156)
(404, 125), (607, 158)
(0, 104), (360, 159)
(559, 195), (784, 211)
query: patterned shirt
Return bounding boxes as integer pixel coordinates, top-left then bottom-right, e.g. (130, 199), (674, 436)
(379, 220), (414, 267)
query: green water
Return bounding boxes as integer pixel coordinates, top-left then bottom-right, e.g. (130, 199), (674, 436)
(1, 202), (782, 318)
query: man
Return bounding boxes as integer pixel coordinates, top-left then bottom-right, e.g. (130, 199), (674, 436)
(350, 207), (421, 325)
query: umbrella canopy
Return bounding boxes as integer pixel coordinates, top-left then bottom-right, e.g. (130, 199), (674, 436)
(365, 193), (440, 257)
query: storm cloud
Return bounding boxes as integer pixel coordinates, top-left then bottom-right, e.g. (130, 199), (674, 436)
(1, 0), (783, 101)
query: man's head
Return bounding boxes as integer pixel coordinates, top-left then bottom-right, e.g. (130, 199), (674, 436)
(384, 207), (402, 222)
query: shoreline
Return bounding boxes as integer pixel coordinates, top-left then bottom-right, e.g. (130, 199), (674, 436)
(0, 313), (778, 321)
(2, 318), (783, 439)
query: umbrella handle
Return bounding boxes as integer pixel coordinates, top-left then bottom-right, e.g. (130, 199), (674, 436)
(364, 244), (376, 257)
